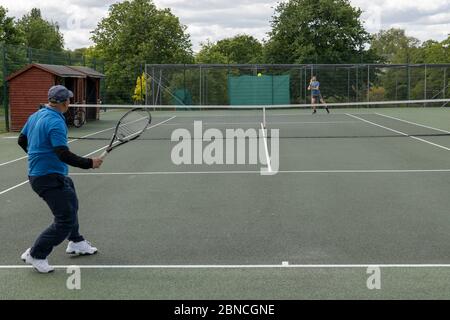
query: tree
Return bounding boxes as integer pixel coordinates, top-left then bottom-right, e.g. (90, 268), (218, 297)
(196, 35), (264, 64)
(70, 46), (104, 68)
(0, 6), (24, 45)
(91, 0), (193, 103)
(370, 30), (449, 100)
(191, 35), (265, 105)
(16, 8), (64, 51)
(195, 40), (229, 64)
(370, 28), (420, 64)
(265, 0), (373, 64)
(421, 36), (450, 64)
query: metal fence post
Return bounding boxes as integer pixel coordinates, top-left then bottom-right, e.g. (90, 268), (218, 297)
(139, 64), (143, 105)
(424, 64), (427, 103)
(199, 65), (202, 106)
(407, 64), (411, 100)
(356, 65), (359, 102)
(444, 67), (447, 99)
(152, 67), (155, 106)
(347, 67), (350, 103)
(367, 64), (370, 103)
(144, 64), (148, 106)
(304, 67), (307, 103)
(28, 47), (32, 64)
(3, 45), (9, 131)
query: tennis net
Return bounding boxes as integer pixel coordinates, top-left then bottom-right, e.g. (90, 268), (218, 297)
(66, 99), (450, 140)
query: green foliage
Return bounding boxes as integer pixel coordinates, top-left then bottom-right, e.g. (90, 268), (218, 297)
(0, 6), (24, 45)
(420, 36), (450, 64)
(190, 35), (264, 105)
(265, 0), (374, 64)
(16, 8), (64, 51)
(371, 28), (421, 63)
(91, 0), (193, 103)
(196, 35), (264, 64)
(371, 32), (449, 100)
(195, 40), (229, 64)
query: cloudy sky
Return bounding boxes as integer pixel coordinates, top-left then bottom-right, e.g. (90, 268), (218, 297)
(0, 0), (448, 51)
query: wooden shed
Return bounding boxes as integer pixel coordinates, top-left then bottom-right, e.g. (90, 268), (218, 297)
(6, 63), (105, 131)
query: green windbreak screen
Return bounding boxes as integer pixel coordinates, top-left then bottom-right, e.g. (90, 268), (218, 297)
(228, 75), (290, 105)
(172, 88), (193, 105)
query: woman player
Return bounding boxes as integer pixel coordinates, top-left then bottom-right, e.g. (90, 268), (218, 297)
(308, 76), (330, 114)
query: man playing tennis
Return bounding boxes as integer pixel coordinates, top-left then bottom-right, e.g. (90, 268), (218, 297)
(308, 76), (330, 114)
(18, 85), (103, 273)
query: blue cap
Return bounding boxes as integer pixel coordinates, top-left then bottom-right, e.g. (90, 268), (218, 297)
(48, 85), (73, 103)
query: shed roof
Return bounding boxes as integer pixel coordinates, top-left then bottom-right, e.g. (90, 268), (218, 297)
(68, 66), (105, 78)
(6, 63), (104, 81)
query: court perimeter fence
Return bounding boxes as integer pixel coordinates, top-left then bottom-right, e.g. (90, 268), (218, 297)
(145, 64), (450, 107)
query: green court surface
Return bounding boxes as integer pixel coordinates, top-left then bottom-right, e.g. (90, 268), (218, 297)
(1, 107), (450, 299)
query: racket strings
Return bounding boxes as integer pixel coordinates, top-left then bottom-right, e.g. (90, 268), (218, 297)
(116, 110), (151, 142)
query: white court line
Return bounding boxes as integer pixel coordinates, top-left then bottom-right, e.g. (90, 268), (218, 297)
(346, 114), (450, 151)
(375, 113), (450, 134)
(2, 264), (450, 269)
(0, 155), (28, 167)
(69, 169), (450, 176)
(0, 181), (29, 196)
(82, 116), (176, 157)
(267, 112), (376, 117)
(0, 116), (177, 196)
(156, 121), (359, 126)
(260, 123), (272, 173)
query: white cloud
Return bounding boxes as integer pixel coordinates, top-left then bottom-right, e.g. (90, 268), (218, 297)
(0, 0), (448, 51)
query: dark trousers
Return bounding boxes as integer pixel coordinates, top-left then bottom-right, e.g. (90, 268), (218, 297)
(29, 174), (84, 259)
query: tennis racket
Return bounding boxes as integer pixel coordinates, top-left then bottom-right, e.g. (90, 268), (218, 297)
(99, 108), (152, 160)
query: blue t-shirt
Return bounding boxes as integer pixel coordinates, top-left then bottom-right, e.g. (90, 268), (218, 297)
(310, 81), (320, 96)
(21, 106), (69, 176)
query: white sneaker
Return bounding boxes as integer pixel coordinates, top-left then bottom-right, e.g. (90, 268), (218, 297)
(66, 240), (98, 255)
(20, 248), (55, 273)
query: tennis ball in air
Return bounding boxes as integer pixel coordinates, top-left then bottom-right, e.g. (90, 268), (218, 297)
(258, 73), (262, 77)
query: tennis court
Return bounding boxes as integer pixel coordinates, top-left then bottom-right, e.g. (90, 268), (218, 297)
(1, 103), (450, 299)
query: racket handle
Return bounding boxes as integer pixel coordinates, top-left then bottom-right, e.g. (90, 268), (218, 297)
(99, 150), (108, 160)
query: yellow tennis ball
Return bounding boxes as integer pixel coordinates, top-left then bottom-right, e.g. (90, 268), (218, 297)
(257, 73), (262, 77)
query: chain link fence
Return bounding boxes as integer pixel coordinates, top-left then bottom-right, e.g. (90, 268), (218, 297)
(145, 64), (450, 106)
